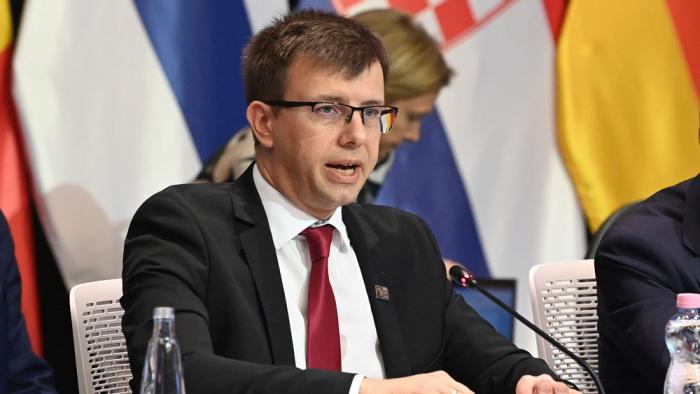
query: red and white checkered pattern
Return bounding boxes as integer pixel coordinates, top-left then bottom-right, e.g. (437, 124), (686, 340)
(333, 0), (515, 48)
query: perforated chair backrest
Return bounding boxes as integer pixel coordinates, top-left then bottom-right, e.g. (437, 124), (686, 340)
(529, 260), (598, 394)
(69, 279), (132, 394)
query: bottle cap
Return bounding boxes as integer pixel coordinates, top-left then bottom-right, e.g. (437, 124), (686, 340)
(153, 306), (175, 319)
(677, 293), (700, 308)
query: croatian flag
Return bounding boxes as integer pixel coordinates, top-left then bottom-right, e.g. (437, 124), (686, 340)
(12, 1), (287, 288)
(306, 0), (587, 351)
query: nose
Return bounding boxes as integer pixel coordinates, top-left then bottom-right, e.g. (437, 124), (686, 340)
(339, 109), (369, 147)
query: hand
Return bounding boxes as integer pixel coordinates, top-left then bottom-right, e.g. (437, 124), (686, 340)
(360, 371), (474, 394)
(515, 374), (580, 393)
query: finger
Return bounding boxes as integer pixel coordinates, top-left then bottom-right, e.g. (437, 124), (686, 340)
(431, 370), (473, 394)
(516, 375), (535, 393)
(533, 375), (556, 394)
(445, 388), (474, 394)
(534, 381), (554, 394)
(553, 381), (570, 394)
(451, 381), (474, 394)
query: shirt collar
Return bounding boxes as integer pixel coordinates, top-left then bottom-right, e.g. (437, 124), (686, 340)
(252, 164), (351, 250)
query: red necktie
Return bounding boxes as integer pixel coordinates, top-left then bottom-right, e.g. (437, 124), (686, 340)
(303, 225), (341, 371)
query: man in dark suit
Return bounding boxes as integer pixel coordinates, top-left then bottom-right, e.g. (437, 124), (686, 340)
(122, 10), (574, 394)
(0, 211), (56, 393)
(596, 173), (700, 393)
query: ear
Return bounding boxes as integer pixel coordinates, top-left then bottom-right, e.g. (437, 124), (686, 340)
(247, 101), (275, 148)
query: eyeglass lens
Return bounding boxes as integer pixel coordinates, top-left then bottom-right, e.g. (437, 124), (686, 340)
(313, 103), (396, 134)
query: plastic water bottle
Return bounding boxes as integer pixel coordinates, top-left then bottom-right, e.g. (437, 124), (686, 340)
(664, 293), (700, 393)
(140, 307), (186, 394)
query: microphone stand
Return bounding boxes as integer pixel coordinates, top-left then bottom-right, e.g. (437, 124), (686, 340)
(450, 266), (605, 394)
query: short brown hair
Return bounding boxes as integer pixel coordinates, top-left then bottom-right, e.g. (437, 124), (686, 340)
(352, 9), (453, 102)
(243, 10), (389, 103)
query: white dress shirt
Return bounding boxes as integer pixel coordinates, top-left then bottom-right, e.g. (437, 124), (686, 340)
(252, 165), (385, 393)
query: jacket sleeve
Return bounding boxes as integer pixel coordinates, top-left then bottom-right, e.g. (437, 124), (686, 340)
(595, 216), (682, 390)
(442, 283), (556, 393)
(418, 218), (557, 393)
(0, 213), (57, 394)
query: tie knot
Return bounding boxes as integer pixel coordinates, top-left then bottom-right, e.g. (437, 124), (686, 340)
(302, 225), (334, 261)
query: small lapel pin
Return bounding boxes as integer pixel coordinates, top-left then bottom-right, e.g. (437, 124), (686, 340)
(374, 285), (390, 301)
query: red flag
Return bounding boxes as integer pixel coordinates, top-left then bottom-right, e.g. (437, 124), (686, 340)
(0, 0), (43, 354)
(543, 0), (567, 42)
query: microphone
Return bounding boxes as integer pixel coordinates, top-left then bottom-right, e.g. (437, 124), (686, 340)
(449, 265), (605, 394)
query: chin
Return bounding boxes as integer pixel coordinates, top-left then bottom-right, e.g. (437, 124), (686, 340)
(329, 190), (361, 207)
(317, 181), (364, 207)
(336, 195), (359, 207)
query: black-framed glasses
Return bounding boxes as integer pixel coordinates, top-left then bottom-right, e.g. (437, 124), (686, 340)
(263, 100), (399, 134)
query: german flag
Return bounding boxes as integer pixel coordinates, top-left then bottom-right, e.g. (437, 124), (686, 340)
(558, 0), (700, 231)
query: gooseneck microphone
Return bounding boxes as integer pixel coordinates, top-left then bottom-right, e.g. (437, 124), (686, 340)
(449, 265), (605, 394)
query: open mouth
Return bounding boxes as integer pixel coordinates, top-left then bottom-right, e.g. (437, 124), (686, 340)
(326, 162), (359, 176)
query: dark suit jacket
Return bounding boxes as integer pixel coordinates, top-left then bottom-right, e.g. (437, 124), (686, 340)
(122, 167), (555, 394)
(0, 212), (56, 393)
(596, 174), (700, 393)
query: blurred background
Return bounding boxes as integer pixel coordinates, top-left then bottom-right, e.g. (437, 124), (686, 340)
(1, 0), (698, 392)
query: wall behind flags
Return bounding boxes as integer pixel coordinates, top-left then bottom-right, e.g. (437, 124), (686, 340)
(2, 0), (699, 392)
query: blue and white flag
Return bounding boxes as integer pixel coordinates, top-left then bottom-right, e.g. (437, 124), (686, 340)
(13, 1), (287, 287)
(306, 0), (587, 351)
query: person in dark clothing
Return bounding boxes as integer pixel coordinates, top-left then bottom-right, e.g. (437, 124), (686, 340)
(0, 210), (57, 393)
(123, 10), (574, 394)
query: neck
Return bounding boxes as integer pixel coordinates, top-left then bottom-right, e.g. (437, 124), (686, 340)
(255, 161), (335, 220)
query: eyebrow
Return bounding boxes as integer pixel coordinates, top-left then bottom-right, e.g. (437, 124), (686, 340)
(317, 95), (385, 106)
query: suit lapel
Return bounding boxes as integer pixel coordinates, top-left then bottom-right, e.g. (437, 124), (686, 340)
(343, 205), (411, 377)
(231, 166), (296, 366)
(230, 167), (412, 374)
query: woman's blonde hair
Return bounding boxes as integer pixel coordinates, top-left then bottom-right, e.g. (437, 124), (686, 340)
(352, 9), (453, 103)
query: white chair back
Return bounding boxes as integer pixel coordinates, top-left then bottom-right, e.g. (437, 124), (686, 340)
(69, 279), (132, 394)
(529, 259), (598, 393)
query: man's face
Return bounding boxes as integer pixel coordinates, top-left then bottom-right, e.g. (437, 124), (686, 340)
(259, 57), (383, 219)
(377, 91), (439, 161)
